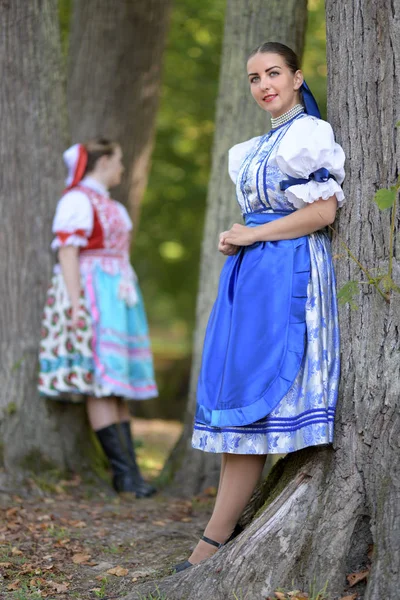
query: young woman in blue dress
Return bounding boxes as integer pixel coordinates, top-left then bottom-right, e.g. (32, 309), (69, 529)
(175, 42), (345, 571)
(38, 139), (158, 498)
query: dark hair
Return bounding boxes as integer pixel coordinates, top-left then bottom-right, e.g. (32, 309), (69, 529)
(248, 42), (300, 73)
(83, 138), (118, 175)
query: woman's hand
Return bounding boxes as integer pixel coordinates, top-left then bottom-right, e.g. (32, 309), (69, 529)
(223, 223), (257, 247)
(71, 302), (80, 329)
(218, 231), (239, 256)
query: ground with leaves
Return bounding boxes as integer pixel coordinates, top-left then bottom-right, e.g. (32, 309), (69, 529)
(0, 418), (371, 600)
(0, 478), (215, 599)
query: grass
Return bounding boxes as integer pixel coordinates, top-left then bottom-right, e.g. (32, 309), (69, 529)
(11, 585), (43, 600)
(137, 585), (170, 600)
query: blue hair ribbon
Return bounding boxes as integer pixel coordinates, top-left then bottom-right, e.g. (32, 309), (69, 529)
(301, 80), (321, 118)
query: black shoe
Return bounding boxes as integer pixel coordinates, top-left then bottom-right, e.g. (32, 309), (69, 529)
(174, 560), (193, 573)
(119, 421), (156, 496)
(95, 423), (154, 498)
(173, 534), (225, 573)
(225, 523), (244, 543)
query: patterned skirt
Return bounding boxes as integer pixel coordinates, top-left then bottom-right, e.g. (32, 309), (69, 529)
(192, 230), (340, 454)
(38, 259), (157, 401)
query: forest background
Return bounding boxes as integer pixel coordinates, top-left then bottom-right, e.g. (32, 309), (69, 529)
(61, 0), (327, 420)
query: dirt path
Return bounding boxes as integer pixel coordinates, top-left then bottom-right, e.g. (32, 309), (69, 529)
(0, 419), (214, 599)
(0, 481), (214, 599)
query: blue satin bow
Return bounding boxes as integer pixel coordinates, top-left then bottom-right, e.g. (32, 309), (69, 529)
(280, 167), (334, 191)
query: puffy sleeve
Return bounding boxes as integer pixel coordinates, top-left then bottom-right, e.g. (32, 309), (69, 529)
(116, 203), (133, 231)
(51, 190), (93, 250)
(275, 116), (345, 209)
(228, 136), (261, 183)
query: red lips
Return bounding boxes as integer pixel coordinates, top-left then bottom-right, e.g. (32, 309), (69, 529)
(263, 94), (277, 103)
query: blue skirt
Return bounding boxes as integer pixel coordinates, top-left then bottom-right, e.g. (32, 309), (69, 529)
(192, 213), (340, 454)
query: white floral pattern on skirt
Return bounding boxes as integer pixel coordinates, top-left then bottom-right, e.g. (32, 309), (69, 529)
(192, 231), (339, 454)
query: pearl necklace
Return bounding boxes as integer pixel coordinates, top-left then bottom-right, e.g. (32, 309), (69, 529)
(270, 104), (304, 129)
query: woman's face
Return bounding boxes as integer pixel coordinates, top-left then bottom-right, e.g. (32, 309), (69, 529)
(247, 52), (303, 118)
(100, 146), (124, 188)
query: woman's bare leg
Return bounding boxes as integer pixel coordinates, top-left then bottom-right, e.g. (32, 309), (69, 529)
(117, 398), (131, 423)
(188, 453), (266, 564)
(86, 396), (119, 431)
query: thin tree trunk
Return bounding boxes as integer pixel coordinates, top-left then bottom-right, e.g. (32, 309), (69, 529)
(125, 1), (400, 599)
(162, 0), (308, 497)
(0, 0), (93, 476)
(67, 0), (172, 226)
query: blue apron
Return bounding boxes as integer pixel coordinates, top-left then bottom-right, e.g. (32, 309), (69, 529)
(195, 212), (310, 427)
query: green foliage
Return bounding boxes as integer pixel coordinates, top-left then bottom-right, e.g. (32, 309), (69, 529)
(59, 0), (72, 57)
(135, 0), (226, 339)
(303, 0), (327, 119)
(137, 0), (328, 345)
(337, 163), (399, 307)
(374, 186), (397, 210)
(5, 402), (17, 415)
(337, 281), (359, 309)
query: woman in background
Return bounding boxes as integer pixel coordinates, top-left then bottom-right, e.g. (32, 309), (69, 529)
(38, 139), (157, 498)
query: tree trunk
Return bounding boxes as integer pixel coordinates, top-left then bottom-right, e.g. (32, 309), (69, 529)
(0, 0), (94, 477)
(162, 0), (308, 497)
(124, 1), (400, 599)
(67, 0), (172, 226)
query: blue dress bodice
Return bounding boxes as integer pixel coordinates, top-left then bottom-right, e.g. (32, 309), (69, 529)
(236, 116), (307, 214)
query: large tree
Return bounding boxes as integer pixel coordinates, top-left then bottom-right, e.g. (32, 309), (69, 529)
(0, 0), (93, 475)
(67, 0), (172, 225)
(126, 0), (400, 599)
(162, 0), (308, 497)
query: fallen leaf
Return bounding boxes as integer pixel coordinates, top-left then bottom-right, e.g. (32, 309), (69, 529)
(37, 514), (52, 521)
(347, 569), (369, 586)
(72, 553), (91, 564)
(339, 595), (357, 600)
(367, 544), (374, 561)
(151, 520), (166, 526)
(69, 520), (87, 528)
(56, 538), (70, 546)
(30, 577), (47, 587)
(131, 577), (138, 582)
(6, 507), (19, 518)
(48, 581), (70, 593)
(0, 561), (12, 568)
(7, 579), (20, 590)
(274, 593), (286, 600)
(180, 517), (192, 522)
(202, 486), (217, 497)
(18, 563), (36, 574)
(11, 547), (23, 556)
(106, 566), (129, 577)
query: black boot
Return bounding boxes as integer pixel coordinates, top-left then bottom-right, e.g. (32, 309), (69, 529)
(95, 423), (154, 498)
(119, 421), (156, 497)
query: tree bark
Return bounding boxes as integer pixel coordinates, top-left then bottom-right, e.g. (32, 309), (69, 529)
(162, 0), (308, 497)
(124, 1), (400, 599)
(0, 0), (94, 476)
(67, 0), (172, 226)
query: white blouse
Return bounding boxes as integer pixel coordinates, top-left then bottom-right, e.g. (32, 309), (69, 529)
(228, 115), (345, 212)
(51, 177), (132, 250)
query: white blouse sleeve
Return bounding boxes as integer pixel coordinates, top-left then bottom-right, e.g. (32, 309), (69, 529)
(228, 136), (261, 184)
(51, 190), (93, 250)
(275, 116), (345, 209)
(116, 203), (133, 231)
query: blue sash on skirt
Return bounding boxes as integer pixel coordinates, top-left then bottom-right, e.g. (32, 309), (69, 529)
(196, 212), (310, 427)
